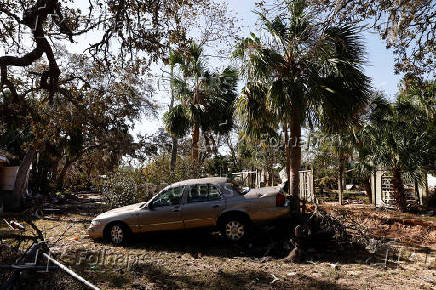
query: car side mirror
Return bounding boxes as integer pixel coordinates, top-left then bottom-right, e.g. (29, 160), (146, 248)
(147, 202), (154, 210)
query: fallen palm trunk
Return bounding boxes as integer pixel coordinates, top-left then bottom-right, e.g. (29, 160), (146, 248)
(380, 217), (436, 229)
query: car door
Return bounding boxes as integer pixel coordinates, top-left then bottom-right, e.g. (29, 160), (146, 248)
(137, 186), (185, 232)
(182, 184), (225, 229)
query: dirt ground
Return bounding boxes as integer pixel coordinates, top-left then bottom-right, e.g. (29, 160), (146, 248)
(1, 195), (435, 289)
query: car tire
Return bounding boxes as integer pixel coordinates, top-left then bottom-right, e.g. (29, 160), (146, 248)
(107, 222), (129, 246)
(221, 217), (249, 242)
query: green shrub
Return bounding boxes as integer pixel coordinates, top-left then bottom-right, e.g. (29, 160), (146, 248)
(100, 169), (155, 208)
(141, 154), (202, 185)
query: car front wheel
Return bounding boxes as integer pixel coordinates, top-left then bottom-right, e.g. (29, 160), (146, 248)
(108, 223), (129, 245)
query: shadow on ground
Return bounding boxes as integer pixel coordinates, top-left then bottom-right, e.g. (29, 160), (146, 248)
(120, 223), (377, 267)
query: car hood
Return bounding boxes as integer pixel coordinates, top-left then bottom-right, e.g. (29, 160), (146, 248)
(244, 186), (282, 198)
(96, 202), (145, 220)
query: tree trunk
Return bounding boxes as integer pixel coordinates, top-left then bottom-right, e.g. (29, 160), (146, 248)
(210, 135), (217, 155)
(55, 158), (74, 189)
(391, 167), (407, 212)
(289, 118), (301, 214)
(192, 124), (200, 162)
(226, 136), (238, 170)
(170, 136), (178, 173)
(204, 133), (212, 154)
(13, 150), (36, 209)
(338, 157), (345, 205)
(363, 177), (372, 204)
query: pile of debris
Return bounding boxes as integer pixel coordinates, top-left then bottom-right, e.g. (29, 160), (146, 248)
(0, 216), (99, 290)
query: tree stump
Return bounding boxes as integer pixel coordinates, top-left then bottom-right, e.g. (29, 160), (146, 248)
(284, 224), (305, 263)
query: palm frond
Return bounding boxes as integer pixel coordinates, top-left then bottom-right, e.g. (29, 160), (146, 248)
(164, 104), (191, 138)
(236, 82), (279, 139)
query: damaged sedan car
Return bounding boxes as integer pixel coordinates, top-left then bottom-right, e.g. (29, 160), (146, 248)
(89, 177), (290, 245)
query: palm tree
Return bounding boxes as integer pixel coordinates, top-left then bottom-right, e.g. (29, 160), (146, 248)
(317, 131), (355, 205)
(362, 92), (435, 212)
(234, 1), (371, 212)
(167, 50), (183, 173)
(353, 137), (376, 204)
(164, 42), (238, 163)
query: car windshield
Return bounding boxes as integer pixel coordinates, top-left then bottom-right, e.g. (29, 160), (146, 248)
(151, 187), (184, 207)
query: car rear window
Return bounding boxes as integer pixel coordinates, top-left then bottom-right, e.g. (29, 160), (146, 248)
(223, 182), (245, 195)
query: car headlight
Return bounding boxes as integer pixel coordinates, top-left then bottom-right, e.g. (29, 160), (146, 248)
(90, 220), (103, 227)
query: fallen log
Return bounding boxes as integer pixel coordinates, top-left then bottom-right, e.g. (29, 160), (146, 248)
(380, 217), (436, 229)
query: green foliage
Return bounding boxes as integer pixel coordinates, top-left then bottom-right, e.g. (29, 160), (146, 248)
(2, 52), (151, 193)
(203, 155), (233, 177)
(361, 83), (436, 182)
(237, 137), (285, 171)
(101, 169), (155, 209)
(164, 105), (191, 138)
(141, 154), (202, 185)
(164, 42), (239, 160)
(235, 3), (371, 136)
(319, 176), (337, 189)
(0, 90), (33, 163)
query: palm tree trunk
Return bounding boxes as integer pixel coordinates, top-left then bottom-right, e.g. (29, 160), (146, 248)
(170, 137), (178, 172)
(338, 157), (345, 205)
(284, 122), (290, 192)
(289, 119), (301, 214)
(210, 135), (217, 155)
(192, 124), (200, 162)
(226, 136), (238, 169)
(363, 177), (372, 204)
(169, 64), (178, 173)
(204, 133), (212, 154)
(391, 167), (407, 212)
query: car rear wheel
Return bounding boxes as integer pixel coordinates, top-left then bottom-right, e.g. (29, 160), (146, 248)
(222, 218), (247, 242)
(108, 223), (129, 245)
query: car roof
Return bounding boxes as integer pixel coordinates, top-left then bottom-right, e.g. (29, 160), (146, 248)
(169, 177), (229, 188)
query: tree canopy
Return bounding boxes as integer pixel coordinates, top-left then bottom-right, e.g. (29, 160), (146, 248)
(307, 0), (436, 76)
